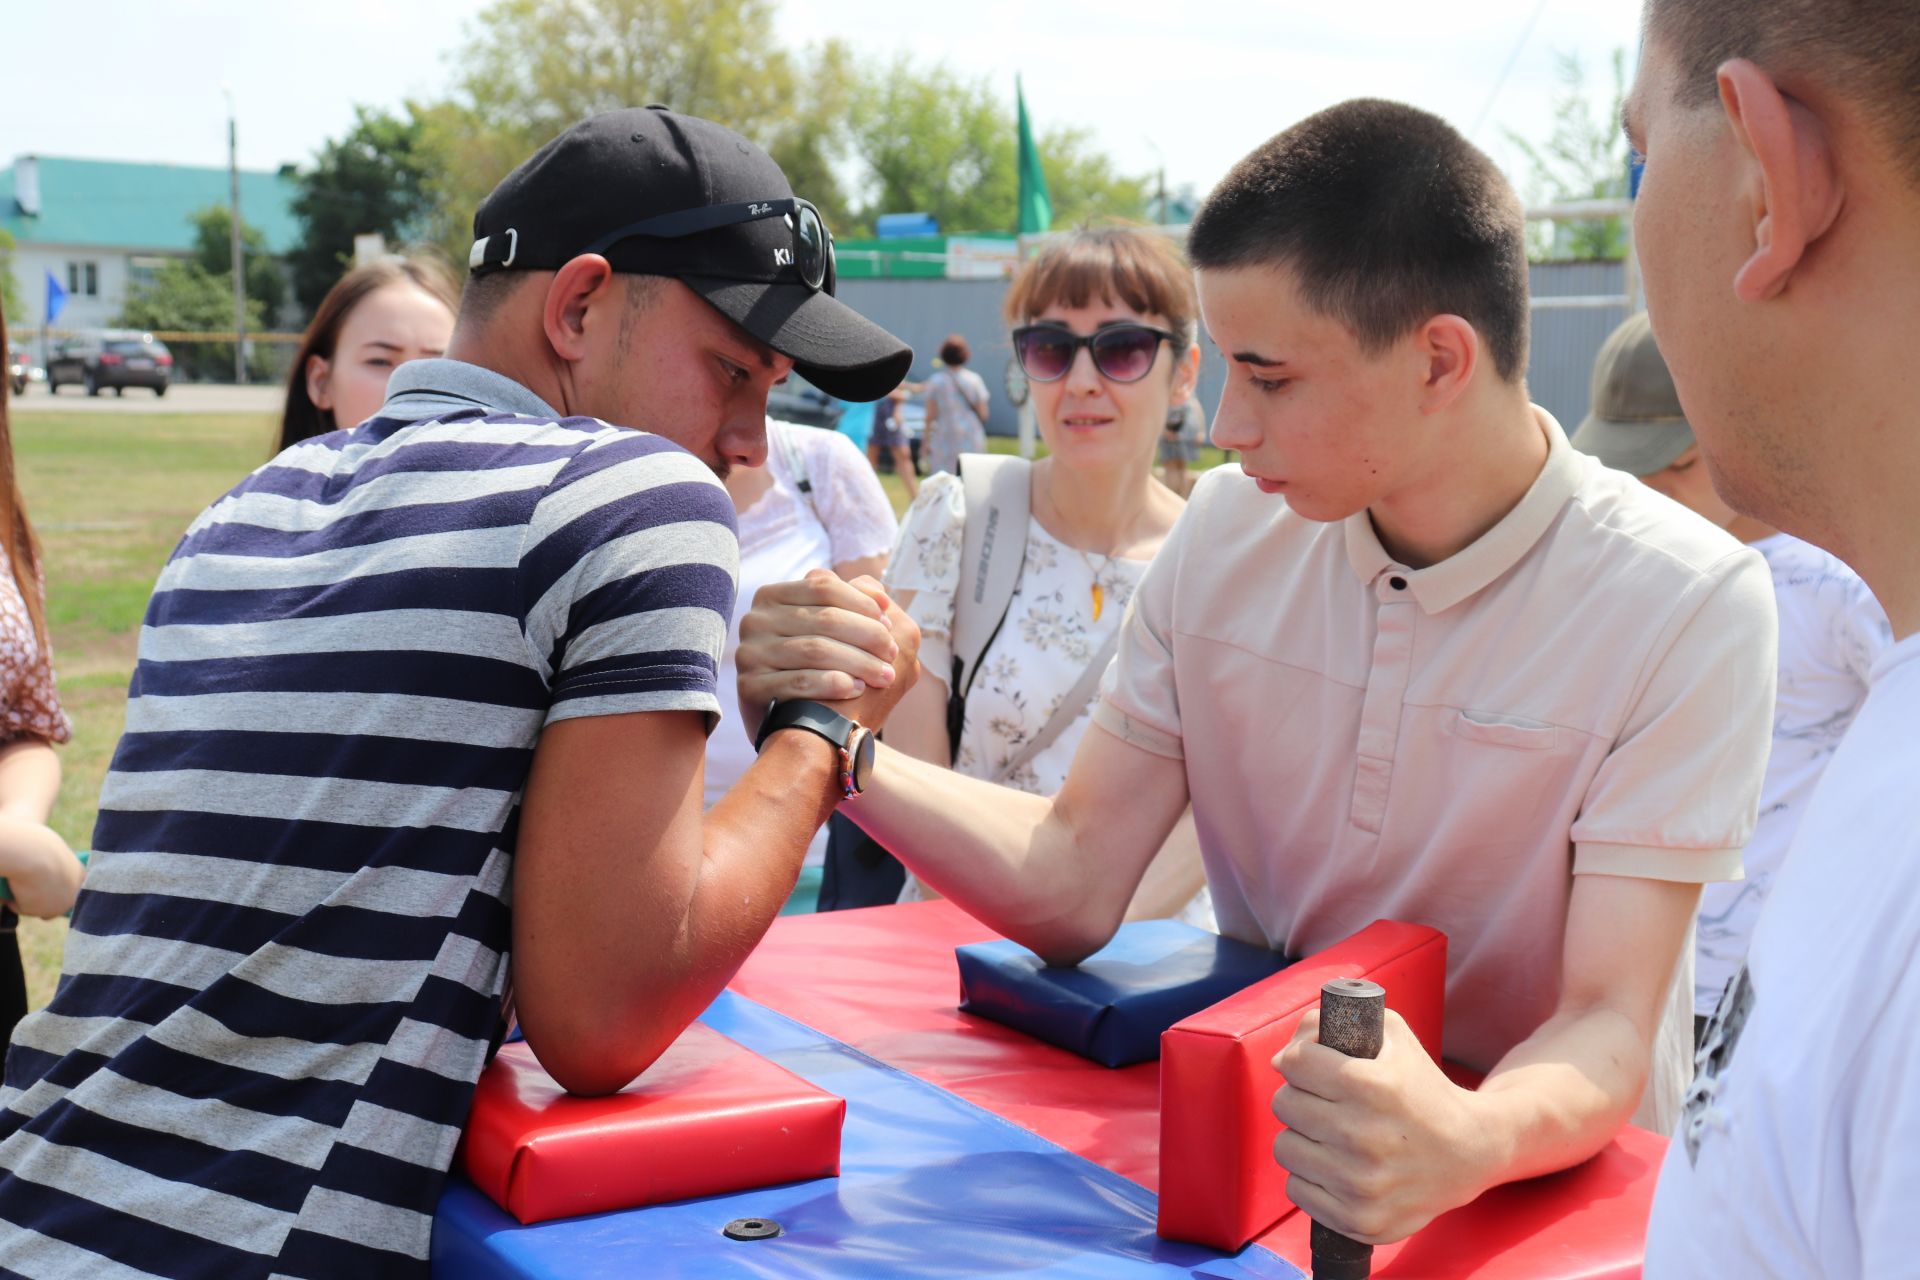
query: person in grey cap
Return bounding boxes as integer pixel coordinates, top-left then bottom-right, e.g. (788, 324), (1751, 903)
(1571, 311), (1891, 1046)
(0, 107), (919, 1278)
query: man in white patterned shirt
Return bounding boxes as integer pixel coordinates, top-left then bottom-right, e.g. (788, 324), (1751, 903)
(1571, 311), (1892, 1039)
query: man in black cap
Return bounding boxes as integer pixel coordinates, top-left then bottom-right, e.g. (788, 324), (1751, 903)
(0, 108), (918, 1278)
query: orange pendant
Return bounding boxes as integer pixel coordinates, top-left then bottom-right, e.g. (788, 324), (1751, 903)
(1091, 582), (1104, 622)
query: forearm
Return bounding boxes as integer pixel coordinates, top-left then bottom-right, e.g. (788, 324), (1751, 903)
(1123, 807), (1206, 922)
(701, 731), (841, 921)
(1460, 873), (1698, 1185)
(1464, 1004), (1651, 1188)
(0, 738), (77, 917)
(0, 816), (80, 916)
(0, 737), (61, 822)
(846, 743), (1113, 962)
(620, 733), (839, 1062)
(515, 722), (841, 1096)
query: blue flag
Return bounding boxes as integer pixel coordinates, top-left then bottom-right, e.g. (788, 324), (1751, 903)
(44, 270), (67, 326)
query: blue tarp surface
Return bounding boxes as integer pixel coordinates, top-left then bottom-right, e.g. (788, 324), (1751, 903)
(433, 990), (1304, 1279)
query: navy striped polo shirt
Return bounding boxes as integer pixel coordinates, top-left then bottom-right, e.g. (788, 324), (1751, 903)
(0, 359), (738, 1277)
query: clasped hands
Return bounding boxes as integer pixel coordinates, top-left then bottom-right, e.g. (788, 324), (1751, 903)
(736, 570), (921, 741)
(1271, 1008), (1501, 1245)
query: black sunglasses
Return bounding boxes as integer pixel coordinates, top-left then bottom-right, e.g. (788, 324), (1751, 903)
(583, 197), (835, 292)
(1011, 323), (1178, 384)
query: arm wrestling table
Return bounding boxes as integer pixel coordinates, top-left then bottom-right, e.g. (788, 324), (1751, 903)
(432, 900), (1667, 1279)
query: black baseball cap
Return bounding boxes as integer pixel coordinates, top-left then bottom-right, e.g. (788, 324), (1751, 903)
(469, 106), (911, 402)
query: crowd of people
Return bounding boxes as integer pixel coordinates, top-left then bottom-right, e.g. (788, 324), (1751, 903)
(0, 1), (1913, 1272)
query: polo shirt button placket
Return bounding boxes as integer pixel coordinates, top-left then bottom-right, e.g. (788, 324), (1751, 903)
(1350, 569), (1417, 835)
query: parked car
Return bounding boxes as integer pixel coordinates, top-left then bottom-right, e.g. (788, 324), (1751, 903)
(765, 375), (843, 430)
(6, 342), (31, 397)
(47, 331), (172, 397)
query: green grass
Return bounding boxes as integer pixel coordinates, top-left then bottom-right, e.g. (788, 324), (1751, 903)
(14, 410), (276, 1008)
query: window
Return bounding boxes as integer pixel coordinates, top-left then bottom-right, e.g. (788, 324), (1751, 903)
(66, 262), (99, 297)
(127, 256), (166, 293)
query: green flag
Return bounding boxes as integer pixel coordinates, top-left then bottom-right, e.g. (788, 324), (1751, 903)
(1016, 77), (1052, 236)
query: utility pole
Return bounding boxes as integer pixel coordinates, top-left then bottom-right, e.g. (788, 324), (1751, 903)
(224, 85), (247, 385)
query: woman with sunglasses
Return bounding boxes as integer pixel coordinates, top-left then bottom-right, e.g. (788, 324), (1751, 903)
(878, 225), (1209, 922)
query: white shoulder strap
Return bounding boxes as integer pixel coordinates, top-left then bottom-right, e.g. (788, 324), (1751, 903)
(950, 452), (1032, 702)
(769, 418), (820, 524)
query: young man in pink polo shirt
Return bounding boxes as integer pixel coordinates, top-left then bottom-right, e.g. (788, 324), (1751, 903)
(737, 100), (1777, 1247)
(1624, 0), (1920, 1271)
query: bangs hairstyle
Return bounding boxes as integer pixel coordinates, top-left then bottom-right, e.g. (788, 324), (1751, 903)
(1645, 0), (1920, 187)
(1188, 99), (1530, 382)
(279, 254), (460, 452)
(1004, 225), (1198, 348)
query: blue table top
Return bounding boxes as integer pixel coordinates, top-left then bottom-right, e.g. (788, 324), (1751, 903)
(433, 990), (1304, 1279)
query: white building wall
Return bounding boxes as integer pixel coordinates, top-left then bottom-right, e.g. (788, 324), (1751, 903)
(8, 243), (155, 334)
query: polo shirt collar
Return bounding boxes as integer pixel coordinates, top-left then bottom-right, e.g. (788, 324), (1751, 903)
(378, 357), (561, 424)
(1343, 407), (1583, 615)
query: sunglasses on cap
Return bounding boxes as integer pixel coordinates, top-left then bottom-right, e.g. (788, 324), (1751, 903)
(583, 197), (835, 292)
(1011, 323), (1178, 385)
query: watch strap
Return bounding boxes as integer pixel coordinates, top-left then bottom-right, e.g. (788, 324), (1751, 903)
(754, 699), (857, 753)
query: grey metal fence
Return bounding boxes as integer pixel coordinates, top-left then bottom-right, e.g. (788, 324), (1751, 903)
(840, 259), (1632, 440)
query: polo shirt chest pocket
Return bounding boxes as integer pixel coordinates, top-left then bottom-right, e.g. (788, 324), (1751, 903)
(1369, 705), (1589, 851)
(1447, 710), (1560, 750)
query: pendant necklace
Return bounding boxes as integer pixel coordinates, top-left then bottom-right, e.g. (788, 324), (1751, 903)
(1075, 547), (1115, 622)
(1044, 467), (1123, 622)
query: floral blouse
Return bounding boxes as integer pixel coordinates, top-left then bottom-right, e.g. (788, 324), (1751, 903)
(885, 470), (1147, 796)
(0, 539), (69, 747)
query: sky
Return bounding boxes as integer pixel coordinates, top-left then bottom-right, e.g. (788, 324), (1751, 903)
(4, 0), (1646, 206)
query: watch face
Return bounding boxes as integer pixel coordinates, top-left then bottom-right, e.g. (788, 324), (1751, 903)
(849, 728), (877, 793)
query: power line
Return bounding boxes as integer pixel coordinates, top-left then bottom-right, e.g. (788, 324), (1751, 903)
(1472, 0), (1554, 138)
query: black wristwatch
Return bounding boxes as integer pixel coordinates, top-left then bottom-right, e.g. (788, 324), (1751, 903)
(753, 700), (876, 799)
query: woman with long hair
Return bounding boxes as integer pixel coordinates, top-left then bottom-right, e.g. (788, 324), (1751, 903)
(278, 255), (459, 451)
(877, 226), (1210, 922)
(0, 298), (83, 1045)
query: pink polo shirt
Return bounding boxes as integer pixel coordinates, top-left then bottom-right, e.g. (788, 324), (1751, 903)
(1094, 411), (1775, 1129)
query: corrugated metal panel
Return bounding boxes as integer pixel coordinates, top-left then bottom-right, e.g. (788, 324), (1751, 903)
(1527, 261), (1633, 433)
(840, 261), (1633, 438)
(836, 279), (1028, 434)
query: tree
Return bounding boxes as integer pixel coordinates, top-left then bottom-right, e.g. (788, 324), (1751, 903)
(117, 260), (267, 382)
(1506, 49), (1632, 262)
(420, 0), (855, 258)
(1040, 124), (1152, 230)
(188, 207), (290, 325)
(407, 0), (1146, 255)
(0, 230), (23, 327)
(845, 57), (1015, 237)
(843, 57), (1150, 235)
(289, 107), (439, 312)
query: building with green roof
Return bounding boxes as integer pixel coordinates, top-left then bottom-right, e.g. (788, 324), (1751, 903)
(2, 154), (299, 332)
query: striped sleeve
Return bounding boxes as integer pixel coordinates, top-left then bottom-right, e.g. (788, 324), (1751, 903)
(517, 429), (739, 727)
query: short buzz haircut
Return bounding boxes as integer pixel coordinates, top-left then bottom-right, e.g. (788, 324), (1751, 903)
(1188, 99), (1531, 382)
(1644, 0), (1920, 187)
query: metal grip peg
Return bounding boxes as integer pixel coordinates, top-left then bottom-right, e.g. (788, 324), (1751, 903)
(1309, 977), (1385, 1280)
